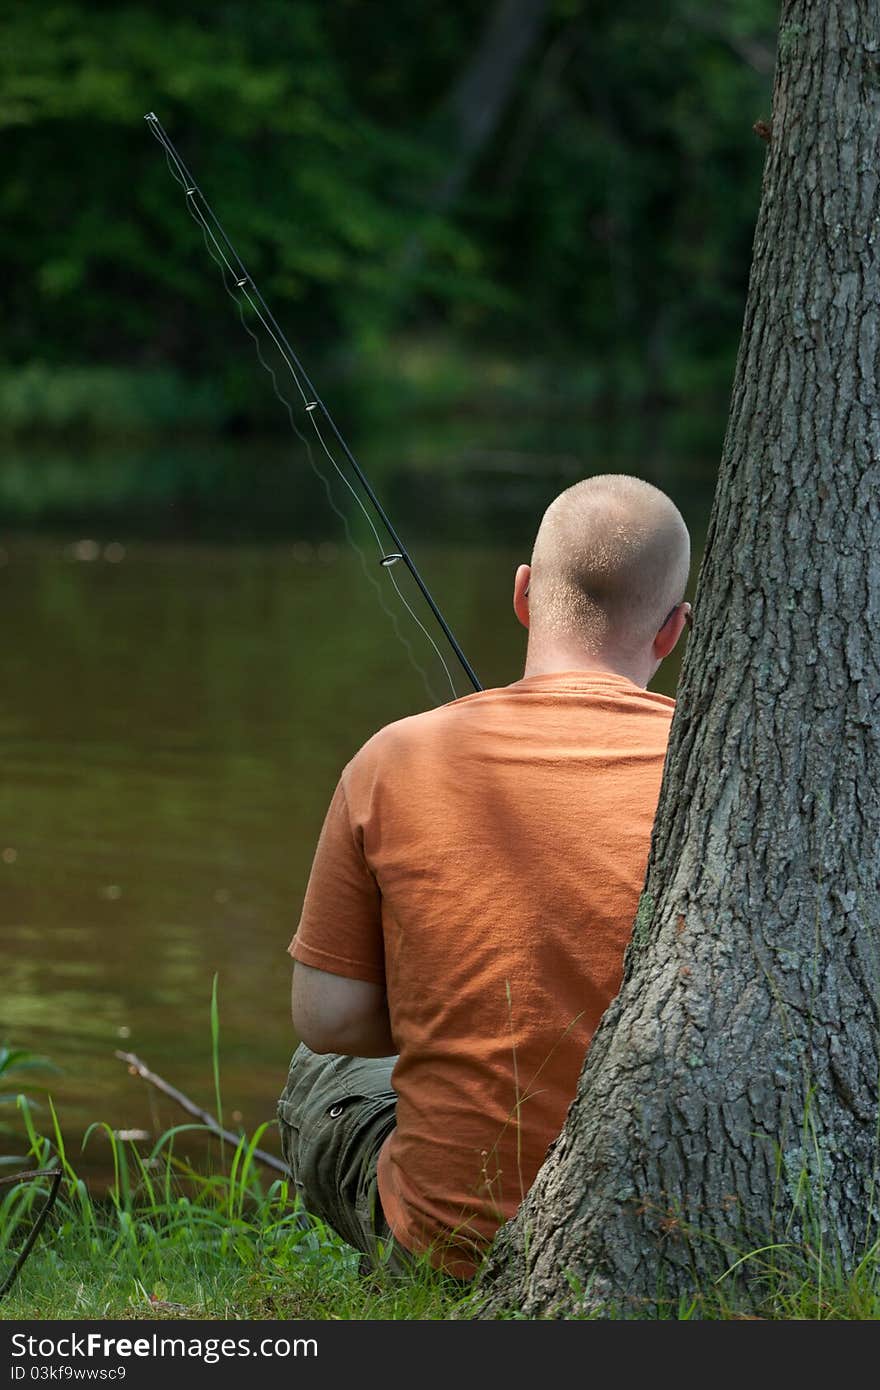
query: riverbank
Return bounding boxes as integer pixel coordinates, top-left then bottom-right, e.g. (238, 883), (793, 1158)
(0, 341), (732, 443)
(0, 347), (722, 537)
(0, 1046), (465, 1321)
(2, 1050), (879, 1320)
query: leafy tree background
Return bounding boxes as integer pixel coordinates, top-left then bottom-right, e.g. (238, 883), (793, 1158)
(1, 0), (776, 505)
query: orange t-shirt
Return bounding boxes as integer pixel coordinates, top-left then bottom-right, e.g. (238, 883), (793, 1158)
(290, 669), (674, 1276)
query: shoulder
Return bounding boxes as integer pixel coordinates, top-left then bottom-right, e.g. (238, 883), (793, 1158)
(341, 686), (506, 783)
(634, 688), (676, 716)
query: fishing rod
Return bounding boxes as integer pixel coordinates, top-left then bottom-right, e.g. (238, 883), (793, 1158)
(144, 112), (482, 697)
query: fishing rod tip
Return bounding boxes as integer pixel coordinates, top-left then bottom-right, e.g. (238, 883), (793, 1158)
(144, 111), (157, 122)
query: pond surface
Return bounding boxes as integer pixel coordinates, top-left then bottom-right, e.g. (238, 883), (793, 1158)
(1, 463), (708, 1182)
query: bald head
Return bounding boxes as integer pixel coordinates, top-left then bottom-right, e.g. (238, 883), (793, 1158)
(526, 475), (690, 659)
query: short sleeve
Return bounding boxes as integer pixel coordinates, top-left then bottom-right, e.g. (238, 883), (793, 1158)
(289, 776), (385, 985)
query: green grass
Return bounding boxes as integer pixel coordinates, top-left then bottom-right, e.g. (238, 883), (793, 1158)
(3, 1036), (879, 1320)
(0, 1091), (466, 1320)
(0, 1025), (467, 1321)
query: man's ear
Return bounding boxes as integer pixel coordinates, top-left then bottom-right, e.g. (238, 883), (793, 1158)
(513, 564), (531, 630)
(653, 602), (691, 661)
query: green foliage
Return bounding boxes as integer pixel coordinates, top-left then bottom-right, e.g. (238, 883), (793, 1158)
(0, 1), (477, 373)
(0, 1047), (58, 1169)
(0, 364), (225, 435)
(1, 0), (777, 426)
(0, 1045), (56, 1094)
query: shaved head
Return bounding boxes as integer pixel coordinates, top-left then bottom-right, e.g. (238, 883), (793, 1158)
(527, 475), (690, 656)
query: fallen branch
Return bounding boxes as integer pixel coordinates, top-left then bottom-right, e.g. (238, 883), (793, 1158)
(0, 1168), (63, 1299)
(114, 1050), (288, 1176)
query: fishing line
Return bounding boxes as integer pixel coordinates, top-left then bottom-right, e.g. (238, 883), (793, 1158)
(162, 141), (447, 707)
(150, 120), (455, 706)
(144, 112), (482, 701)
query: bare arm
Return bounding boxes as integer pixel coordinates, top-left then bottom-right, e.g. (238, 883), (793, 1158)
(291, 961), (395, 1057)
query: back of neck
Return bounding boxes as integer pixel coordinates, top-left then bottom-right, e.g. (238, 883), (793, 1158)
(523, 641), (648, 688)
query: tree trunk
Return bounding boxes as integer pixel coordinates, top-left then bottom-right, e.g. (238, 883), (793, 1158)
(389, 0), (549, 312)
(428, 0), (550, 214)
(472, 0), (880, 1318)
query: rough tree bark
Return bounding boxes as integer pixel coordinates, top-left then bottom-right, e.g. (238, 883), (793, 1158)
(472, 0), (880, 1317)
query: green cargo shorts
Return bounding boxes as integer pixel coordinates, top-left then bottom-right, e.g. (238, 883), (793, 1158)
(276, 1043), (414, 1275)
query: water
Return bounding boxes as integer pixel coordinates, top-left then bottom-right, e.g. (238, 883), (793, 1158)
(1, 461), (707, 1182)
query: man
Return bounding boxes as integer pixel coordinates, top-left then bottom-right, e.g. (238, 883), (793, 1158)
(278, 473), (691, 1279)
